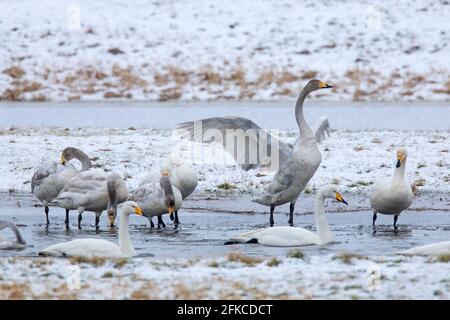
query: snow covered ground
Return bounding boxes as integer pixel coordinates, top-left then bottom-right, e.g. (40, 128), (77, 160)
(1, 127), (448, 196)
(1, 253), (449, 299)
(1, 0), (449, 102)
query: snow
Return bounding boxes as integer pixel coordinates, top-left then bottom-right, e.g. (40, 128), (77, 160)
(0, 253), (449, 299)
(0, 0), (449, 102)
(1, 127), (448, 197)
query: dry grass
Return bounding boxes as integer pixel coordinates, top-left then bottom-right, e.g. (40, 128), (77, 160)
(227, 252), (262, 266)
(333, 252), (366, 264)
(437, 254), (450, 263)
(3, 66), (25, 78)
(217, 182), (236, 190)
(69, 256), (106, 266)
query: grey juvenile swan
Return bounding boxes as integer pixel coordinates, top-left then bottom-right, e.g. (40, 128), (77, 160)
(31, 147), (92, 227)
(138, 155), (197, 225)
(52, 172), (128, 230)
(251, 80), (332, 226)
(370, 148), (413, 230)
(129, 170), (182, 228)
(0, 220), (26, 249)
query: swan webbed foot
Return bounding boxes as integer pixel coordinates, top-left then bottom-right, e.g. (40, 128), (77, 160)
(288, 202), (295, 226)
(269, 205), (275, 227)
(44, 206), (50, 225)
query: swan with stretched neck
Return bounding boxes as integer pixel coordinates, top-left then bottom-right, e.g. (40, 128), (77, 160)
(370, 148), (413, 230)
(129, 170), (182, 228)
(31, 147), (92, 227)
(0, 220), (26, 250)
(225, 185), (347, 246)
(252, 80), (332, 226)
(39, 201), (143, 258)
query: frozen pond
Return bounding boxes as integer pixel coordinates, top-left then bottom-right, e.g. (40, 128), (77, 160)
(1, 101), (449, 130)
(1, 193), (449, 259)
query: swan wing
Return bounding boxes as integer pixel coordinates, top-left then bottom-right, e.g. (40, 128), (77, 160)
(177, 116), (292, 171)
(39, 238), (126, 258)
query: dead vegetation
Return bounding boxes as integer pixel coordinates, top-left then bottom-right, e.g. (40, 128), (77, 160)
(227, 252), (262, 266)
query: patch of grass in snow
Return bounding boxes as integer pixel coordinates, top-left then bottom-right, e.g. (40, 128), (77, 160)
(267, 257), (281, 267)
(287, 250), (305, 259)
(227, 252), (262, 266)
(69, 256), (106, 266)
(414, 178), (426, 187)
(114, 258), (128, 268)
(102, 272), (114, 278)
(217, 182), (236, 190)
(437, 254), (450, 263)
(333, 252), (366, 264)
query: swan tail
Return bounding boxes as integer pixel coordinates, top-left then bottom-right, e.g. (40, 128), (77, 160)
(252, 196), (272, 206)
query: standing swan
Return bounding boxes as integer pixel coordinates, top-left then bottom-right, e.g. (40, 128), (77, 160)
(0, 220), (26, 249)
(138, 155), (197, 225)
(370, 148), (413, 230)
(129, 171), (182, 228)
(52, 172), (128, 230)
(225, 185), (347, 246)
(253, 80), (332, 226)
(31, 147), (92, 227)
(39, 201), (143, 258)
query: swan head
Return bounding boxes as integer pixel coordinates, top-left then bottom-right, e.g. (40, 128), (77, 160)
(306, 79), (333, 93)
(319, 185), (348, 205)
(60, 147), (83, 164)
(396, 148), (408, 168)
(122, 201), (143, 216)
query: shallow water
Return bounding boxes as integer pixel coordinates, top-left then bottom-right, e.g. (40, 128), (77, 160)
(0, 193), (448, 258)
(1, 101), (449, 130)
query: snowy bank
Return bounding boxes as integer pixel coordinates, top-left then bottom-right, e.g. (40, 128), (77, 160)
(0, 253), (449, 299)
(0, 0), (449, 102)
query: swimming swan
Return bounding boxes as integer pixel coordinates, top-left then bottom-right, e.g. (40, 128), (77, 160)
(138, 155), (197, 224)
(0, 220), (26, 250)
(31, 147), (92, 227)
(370, 148), (413, 230)
(52, 172), (128, 230)
(225, 185), (347, 246)
(129, 171), (182, 228)
(252, 80), (332, 226)
(39, 201), (143, 258)
(398, 241), (450, 256)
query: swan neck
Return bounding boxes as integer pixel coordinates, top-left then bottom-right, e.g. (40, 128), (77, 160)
(74, 149), (92, 171)
(295, 88), (314, 139)
(314, 195), (333, 244)
(8, 223), (26, 245)
(118, 212), (134, 256)
(393, 162), (406, 183)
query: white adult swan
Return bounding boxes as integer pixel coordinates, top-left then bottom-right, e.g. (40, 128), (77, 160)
(129, 171), (183, 228)
(0, 220), (26, 249)
(370, 148), (413, 230)
(31, 147), (92, 227)
(39, 201), (143, 258)
(252, 80), (332, 226)
(52, 172), (128, 230)
(225, 185), (347, 246)
(138, 154), (197, 224)
(398, 241), (450, 256)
